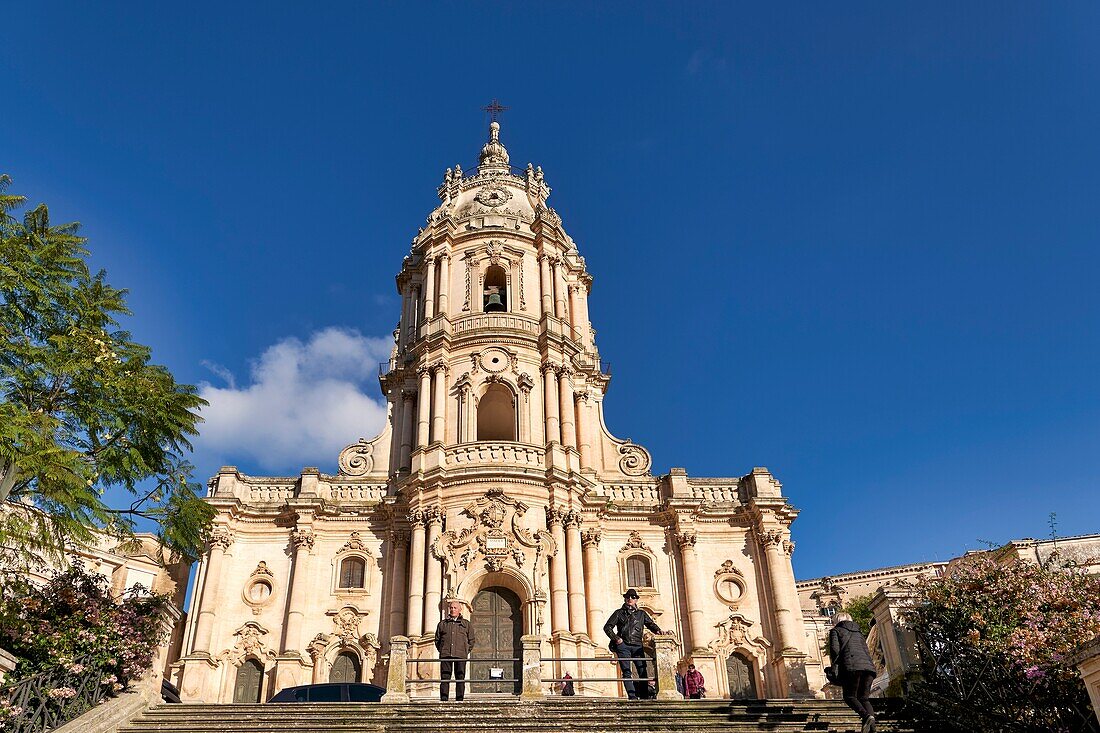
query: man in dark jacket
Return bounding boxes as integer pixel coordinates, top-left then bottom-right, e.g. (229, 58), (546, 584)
(828, 613), (878, 733)
(603, 589), (662, 699)
(435, 600), (474, 701)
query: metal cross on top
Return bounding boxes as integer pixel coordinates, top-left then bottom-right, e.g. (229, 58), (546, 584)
(483, 99), (509, 123)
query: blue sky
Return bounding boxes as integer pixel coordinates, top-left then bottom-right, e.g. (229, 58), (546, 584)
(3, 2), (1099, 581)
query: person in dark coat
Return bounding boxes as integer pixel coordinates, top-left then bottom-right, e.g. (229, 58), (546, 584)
(435, 600), (474, 701)
(828, 613), (878, 733)
(603, 589), (662, 700)
(560, 671), (575, 696)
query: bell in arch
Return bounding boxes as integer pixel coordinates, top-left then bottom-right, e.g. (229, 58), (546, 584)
(484, 292), (506, 312)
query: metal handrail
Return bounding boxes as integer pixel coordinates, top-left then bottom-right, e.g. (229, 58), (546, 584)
(406, 658), (519, 664)
(0, 654), (110, 733)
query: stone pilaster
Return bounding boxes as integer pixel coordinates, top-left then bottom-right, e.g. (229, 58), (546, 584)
(581, 528), (604, 640)
(542, 364), (560, 444)
(437, 253), (450, 314)
(539, 253), (553, 316)
(558, 368), (577, 450)
(192, 526), (233, 653)
(423, 255), (436, 319)
(675, 529), (708, 654)
(405, 510), (427, 637)
(431, 362), (447, 445)
(388, 529), (410, 646)
(563, 511), (587, 636)
(282, 527), (315, 656)
(546, 506), (569, 634)
(416, 368), (431, 448)
(399, 390), (415, 470)
(422, 506), (444, 631)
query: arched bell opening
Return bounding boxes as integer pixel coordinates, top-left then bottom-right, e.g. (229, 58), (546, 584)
(483, 265), (508, 312)
(476, 383), (517, 441)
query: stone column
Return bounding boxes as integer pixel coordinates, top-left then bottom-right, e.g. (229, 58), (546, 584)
(552, 258), (567, 320)
(563, 511), (588, 636)
(558, 369), (577, 450)
(408, 285), (421, 342)
(416, 367), (431, 449)
(399, 390), (415, 470)
(422, 506), (444, 632)
(283, 527), (315, 655)
(539, 254), (553, 316)
(759, 529), (801, 652)
(431, 363), (447, 445)
(581, 528), (604, 641)
(405, 510), (426, 638)
(423, 256), (436, 320)
(398, 289), (412, 351)
(675, 530), (709, 653)
(381, 636), (411, 702)
(542, 364), (560, 445)
(437, 253), (450, 315)
(547, 507), (569, 635)
(388, 529), (409, 644)
(576, 392), (593, 469)
(193, 526), (233, 653)
(576, 277), (592, 347)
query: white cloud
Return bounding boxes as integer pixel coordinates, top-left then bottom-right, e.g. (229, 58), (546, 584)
(194, 328), (393, 475)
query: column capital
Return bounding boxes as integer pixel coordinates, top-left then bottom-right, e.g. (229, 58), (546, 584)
(757, 528), (786, 551)
(581, 528), (602, 549)
(674, 530), (697, 550)
(290, 528), (316, 552)
(437, 251), (451, 262)
(390, 528), (410, 547)
(207, 526), (234, 552)
(401, 389), (417, 402)
(417, 365), (432, 378)
(546, 505), (568, 527)
(563, 510), (583, 529)
(407, 509), (426, 526)
(540, 362), (558, 376)
(423, 504), (443, 526)
(430, 360), (448, 375)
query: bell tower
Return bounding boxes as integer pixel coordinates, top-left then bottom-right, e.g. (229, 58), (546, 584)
(350, 119), (644, 486)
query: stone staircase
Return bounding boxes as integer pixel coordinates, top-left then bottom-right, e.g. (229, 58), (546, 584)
(119, 699), (915, 733)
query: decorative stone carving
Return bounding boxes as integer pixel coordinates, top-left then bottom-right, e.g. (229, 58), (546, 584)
(208, 526), (234, 552)
(219, 621), (275, 666)
(581, 528), (602, 549)
(518, 251), (527, 310)
(563, 510), (583, 529)
(621, 530), (653, 554)
(434, 489), (554, 584)
(709, 612), (769, 659)
(338, 438), (374, 477)
(290, 528), (315, 552)
(783, 540), (796, 557)
(618, 442), (652, 476)
(462, 251), (473, 311)
(407, 509), (425, 526)
(341, 532), (370, 554)
(390, 529), (410, 548)
(330, 605), (369, 645)
(307, 633), (328, 663)
(517, 372), (534, 395)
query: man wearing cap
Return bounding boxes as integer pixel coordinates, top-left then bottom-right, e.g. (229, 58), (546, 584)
(603, 589), (662, 699)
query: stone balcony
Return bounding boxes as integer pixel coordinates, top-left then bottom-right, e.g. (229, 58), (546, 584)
(411, 440), (579, 476)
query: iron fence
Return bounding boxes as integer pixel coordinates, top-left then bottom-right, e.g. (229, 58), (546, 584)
(0, 655), (110, 733)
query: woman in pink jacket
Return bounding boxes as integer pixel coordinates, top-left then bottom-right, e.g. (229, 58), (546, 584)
(684, 663), (705, 699)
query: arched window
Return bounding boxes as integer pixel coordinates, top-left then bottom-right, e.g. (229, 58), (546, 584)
(477, 383), (516, 441)
(339, 557), (366, 589)
(626, 555), (652, 588)
(483, 265), (508, 312)
(330, 651), (361, 683)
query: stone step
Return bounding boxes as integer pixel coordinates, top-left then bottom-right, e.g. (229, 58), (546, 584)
(120, 700), (913, 733)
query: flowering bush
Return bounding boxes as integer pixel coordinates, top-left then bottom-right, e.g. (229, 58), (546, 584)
(903, 554), (1100, 732)
(0, 561), (173, 688)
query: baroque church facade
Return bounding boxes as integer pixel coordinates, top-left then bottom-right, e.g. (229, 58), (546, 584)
(172, 122), (826, 703)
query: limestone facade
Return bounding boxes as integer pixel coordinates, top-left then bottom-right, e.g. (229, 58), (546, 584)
(173, 122), (826, 702)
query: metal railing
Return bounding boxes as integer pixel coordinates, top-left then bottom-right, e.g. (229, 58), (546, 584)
(382, 634), (681, 702)
(0, 655), (110, 733)
(404, 657), (520, 685)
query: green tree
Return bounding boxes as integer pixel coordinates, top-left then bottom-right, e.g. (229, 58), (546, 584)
(0, 174), (215, 568)
(842, 594), (875, 636)
(903, 554), (1100, 732)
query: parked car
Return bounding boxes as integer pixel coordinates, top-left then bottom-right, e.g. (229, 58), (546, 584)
(268, 683), (386, 703)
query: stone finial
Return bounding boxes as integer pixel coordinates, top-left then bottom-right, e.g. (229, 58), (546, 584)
(478, 121), (510, 173)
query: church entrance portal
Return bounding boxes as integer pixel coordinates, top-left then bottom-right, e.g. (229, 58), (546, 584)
(726, 652), (758, 699)
(233, 658), (264, 703)
(470, 586), (522, 694)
